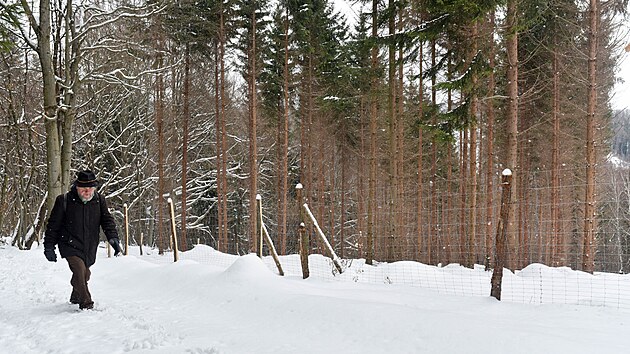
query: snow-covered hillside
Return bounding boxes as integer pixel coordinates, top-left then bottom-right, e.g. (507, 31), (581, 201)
(0, 242), (628, 354)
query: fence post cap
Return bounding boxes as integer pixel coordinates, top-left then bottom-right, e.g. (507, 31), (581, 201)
(296, 183), (303, 190)
(502, 168), (512, 176)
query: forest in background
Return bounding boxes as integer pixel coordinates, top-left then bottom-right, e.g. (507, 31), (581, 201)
(1, 0), (630, 273)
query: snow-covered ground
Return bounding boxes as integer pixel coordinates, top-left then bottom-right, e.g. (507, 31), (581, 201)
(1, 242), (629, 354)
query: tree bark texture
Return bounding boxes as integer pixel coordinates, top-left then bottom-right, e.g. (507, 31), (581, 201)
(582, 0), (598, 274)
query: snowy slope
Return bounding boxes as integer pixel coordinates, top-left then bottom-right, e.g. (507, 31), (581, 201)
(0, 243), (629, 354)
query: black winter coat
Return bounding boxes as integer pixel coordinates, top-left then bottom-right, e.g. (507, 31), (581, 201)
(44, 186), (119, 267)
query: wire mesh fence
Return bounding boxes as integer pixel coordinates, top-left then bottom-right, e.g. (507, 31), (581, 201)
(121, 165), (630, 310)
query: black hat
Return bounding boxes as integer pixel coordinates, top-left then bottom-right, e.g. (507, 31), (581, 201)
(75, 170), (98, 187)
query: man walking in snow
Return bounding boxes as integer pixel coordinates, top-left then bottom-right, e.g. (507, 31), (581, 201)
(43, 169), (122, 310)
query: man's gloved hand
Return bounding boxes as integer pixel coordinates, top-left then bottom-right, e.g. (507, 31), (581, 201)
(109, 238), (123, 256)
(44, 248), (57, 262)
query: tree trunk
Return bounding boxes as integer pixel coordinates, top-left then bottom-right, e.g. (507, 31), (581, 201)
(340, 150), (346, 258)
(156, 32), (166, 253)
(467, 22), (479, 268)
(249, 9), (258, 253)
(429, 39), (437, 265)
(460, 127), (468, 265)
(358, 97), (366, 258)
(278, 6), (290, 254)
(366, 0), (378, 265)
(214, 41), (224, 252)
(551, 39), (563, 266)
(387, 0), (397, 262)
(485, 11), (496, 269)
(59, 0), (79, 190)
(317, 125), (326, 254)
(506, 0), (519, 270)
(22, 0), (62, 212)
(219, 10), (229, 253)
(582, 0), (598, 274)
(180, 45), (190, 251)
(417, 31), (424, 262)
(445, 76), (453, 265)
(397, 9), (406, 259)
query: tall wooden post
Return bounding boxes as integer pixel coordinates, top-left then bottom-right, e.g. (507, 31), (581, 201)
(257, 194), (263, 257)
(296, 183), (309, 279)
(491, 169), (513, 300)
(168, 198), (179, 262)
(123, 203), (129, 256)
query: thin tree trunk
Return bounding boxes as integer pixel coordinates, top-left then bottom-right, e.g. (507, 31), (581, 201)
(386, 0), (397, 262)
(551, 39), (563, 266)
(307, 55), (314, 248)
(429, 39), (437, 265)
(366, 0), (378, 265)
(249, 9), (258, 253)
(446, 62), (453, 265)
(582, 0), (598, 274)
(330, 150), (336, 251)
(358, 97), (367, 258)
(446, 143), (453, 264)
(417, 34), (424, 262)
(220, 11), (229, 253)
(60, 0), (79, 189)
(467, 22), (479, 268)
(340, 150), (346, 258)
(460, 128), (468, 265)
(397, 8), (406, 259)
(278, 5), (290, 254)
(485, 11), (496, 269)
(520, 136), (530, 268)
(317, 127), (326, 253)
(156, 45), (165, 254)
(506, 0), (519, 270)
(214, 41), (224, 252)
(180, 45), (190, 252)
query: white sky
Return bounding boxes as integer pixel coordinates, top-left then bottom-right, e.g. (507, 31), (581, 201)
(1, 243), (629, 353)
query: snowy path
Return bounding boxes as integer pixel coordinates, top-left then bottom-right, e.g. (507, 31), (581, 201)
(1, 244), (629, 354)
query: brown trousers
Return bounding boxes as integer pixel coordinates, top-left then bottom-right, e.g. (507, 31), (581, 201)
(66, 256), (93, 308)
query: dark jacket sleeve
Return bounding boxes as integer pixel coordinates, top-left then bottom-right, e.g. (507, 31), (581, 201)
(43, 194), (65, 249)
(99, 194), (119, 241)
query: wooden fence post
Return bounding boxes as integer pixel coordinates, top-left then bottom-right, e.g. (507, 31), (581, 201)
(168, 198), (179, 262)
(491, 169), (513, 300)
(140, 232), (144, 256)
(257, 195), (263, 258)
(296, 183), (309, 279)
(303, 203), (344, 274)
(256, 194), (285, 275)
(299, 223), (309, 279)
(261, 223), (285, 276)
(123, 203), (129, 256)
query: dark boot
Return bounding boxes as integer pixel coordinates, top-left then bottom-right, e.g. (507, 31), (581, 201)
(69, 291), (80, 304)
(79, 301), (94, 310)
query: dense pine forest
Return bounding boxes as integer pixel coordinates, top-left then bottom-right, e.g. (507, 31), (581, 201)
(1, 0), (629, 273)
